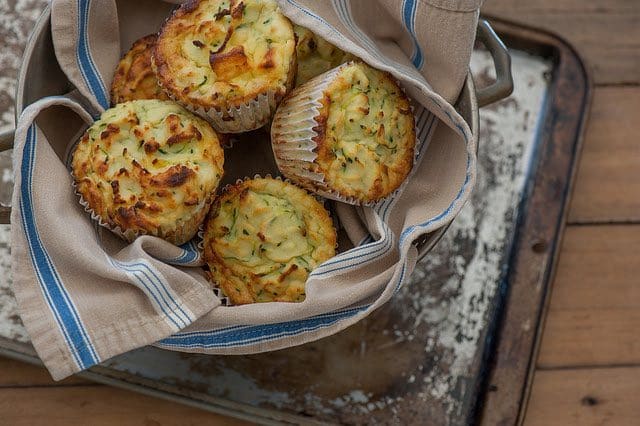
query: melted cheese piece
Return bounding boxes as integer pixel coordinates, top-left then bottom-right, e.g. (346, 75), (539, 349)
(204, 177), (336, 304)
(72, 100), (225, 245)
(154, 0), (296, 109)
(110, 35), (169, 105)
(294, 25), (354, 86)
(314, 62), (416, 202)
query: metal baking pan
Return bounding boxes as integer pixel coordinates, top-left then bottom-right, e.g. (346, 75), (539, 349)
(476, 17), (591, 425)
(0, 4), (523, 426)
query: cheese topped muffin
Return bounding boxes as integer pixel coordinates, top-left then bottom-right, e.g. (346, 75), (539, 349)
(72, 100), (225, 245)
(154, 0), (296, 133)
(272, 61), (416, 204)
(204, 177), (336, 304)
(111, 35), (169, 105)
(294, 25), (354, 86)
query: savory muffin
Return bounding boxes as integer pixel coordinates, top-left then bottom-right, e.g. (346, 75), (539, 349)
(203, 177), (336, 304)
(294, 25), (354, 86)
(72, 100), (225, 245)
(153, 0), (297, 133)
(271, 61), (416, 204)
(110, 35), (169, 105)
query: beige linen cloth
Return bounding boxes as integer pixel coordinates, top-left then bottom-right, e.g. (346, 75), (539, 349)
(12, 0), (482, 380)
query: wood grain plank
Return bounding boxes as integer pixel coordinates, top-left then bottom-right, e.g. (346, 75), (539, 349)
(567, 88), (640, 223)
(545, 225), (640, 310)
(524, 367), (640, 426)
(0, 386), (251, 426)
(482, 1), (640, 84)
(0, 357), (89, 387)
(537, 225), (640, 367)
(539, 309), (640, 368)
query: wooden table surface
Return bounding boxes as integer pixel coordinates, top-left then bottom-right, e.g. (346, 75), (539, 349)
(1, 1), (639, 425)
(482, 1), (640, 425)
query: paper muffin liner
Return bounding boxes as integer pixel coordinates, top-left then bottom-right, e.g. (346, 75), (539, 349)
(172, 89), (281, 134)
(72, 179), (213, 246)
(271, 62), (417, 207)
(154, 55), (295, 134)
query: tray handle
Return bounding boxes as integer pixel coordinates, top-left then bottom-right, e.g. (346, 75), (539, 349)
(0, 129), (12, 224)
(475, 19), (514, 107)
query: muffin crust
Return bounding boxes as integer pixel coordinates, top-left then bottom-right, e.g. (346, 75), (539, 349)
(294, 25), (354, 86)
(204, 177), (336, 304)
(72, 100), (225, 244)
(313, 62), (416, 202)
(154, 0), (296, 112)
(111, 35), (169, 105)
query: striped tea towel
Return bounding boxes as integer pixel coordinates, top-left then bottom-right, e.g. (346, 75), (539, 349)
(12, 0), (481, 380)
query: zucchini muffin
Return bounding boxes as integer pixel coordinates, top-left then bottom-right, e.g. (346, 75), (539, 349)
(271, 61), (416, 204)
(72, 100), (225, 245)
(111, 35), (169, 105)
(294, 25), (354, 86)
(203, 177), (336, 304)
(154, 0), (297, 133)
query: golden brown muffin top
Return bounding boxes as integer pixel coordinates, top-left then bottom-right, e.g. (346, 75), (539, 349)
(154, 0), (296, 110)
(204, 177), (336, 304)
(111, 35), (169, 105)
(72, 100), (225, 244)
(293, 25), (354, 86)
(313, 62), (416, 202)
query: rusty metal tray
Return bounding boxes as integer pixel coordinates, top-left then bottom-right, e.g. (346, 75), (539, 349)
(0, 18), (590, 425)
(476, 17), (591, 425)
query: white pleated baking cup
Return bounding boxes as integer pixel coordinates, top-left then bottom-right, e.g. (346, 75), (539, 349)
(158, 75), (284, 134)
(271, 62), (418, 207)
(71, 178), (213, 246)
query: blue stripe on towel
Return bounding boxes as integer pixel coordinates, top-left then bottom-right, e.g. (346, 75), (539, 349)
(159, 304), (371, 349)
(86, 221), (192, 330)
(313, 225), (392, 271)
(167, 239), (200, 265)
(332, 0), (418, 77)
(159, 260), (409, 349)
(358, 234), (373, 246)
(108, 258), (190, 329)
(402, 0), (424, 69)
(20, 125), (99, 368)
(400, 154), (473, 246)
(76, 0), (109, 109)
(312, 224), (394, 276)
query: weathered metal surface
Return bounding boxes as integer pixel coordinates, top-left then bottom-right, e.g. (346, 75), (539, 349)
(0, 0), (46, 344)
(478, 19), (592, 426)
(0, 3), (586, 425)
